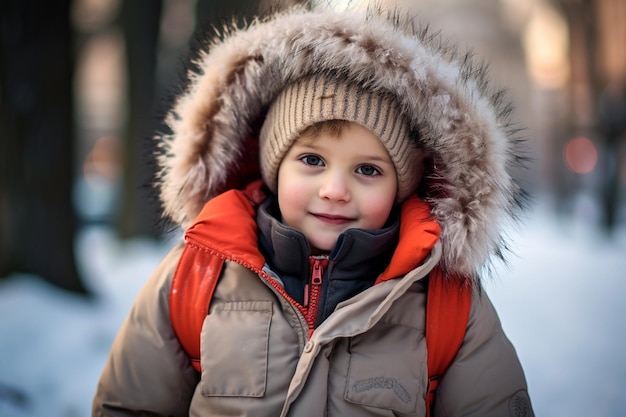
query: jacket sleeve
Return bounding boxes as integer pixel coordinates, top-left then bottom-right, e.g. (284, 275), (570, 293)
(433, 290), (535, 417)
(92, 243), (199, 417)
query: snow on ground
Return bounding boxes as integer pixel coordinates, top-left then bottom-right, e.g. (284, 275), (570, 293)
(0, 194), (625, 417)
(0, 229), (176, 417)
(484, 195), (626, 417)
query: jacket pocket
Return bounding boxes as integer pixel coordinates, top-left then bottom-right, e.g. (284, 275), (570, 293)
(200, 300), (272, 397)
(344, 324), (426, 415)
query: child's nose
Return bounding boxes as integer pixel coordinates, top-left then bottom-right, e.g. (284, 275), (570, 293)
(319, 171), (351, 202)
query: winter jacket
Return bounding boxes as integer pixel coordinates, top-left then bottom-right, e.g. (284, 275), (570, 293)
(94, 3), (533, 416)
(93, 185), (532, 417)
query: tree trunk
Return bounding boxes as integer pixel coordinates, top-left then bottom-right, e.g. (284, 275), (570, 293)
(116, 0), (164, 238)
(0, 0), (88, 294)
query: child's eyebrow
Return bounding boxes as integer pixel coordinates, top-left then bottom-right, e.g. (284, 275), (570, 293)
(299, 145), (393, 164)
(290, 143), (318, 152)
(292, 139), (393, 163)
(362, 155), (394, 164)
(291, 140), (323, 150)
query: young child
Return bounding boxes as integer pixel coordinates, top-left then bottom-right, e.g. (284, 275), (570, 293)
(93, 4), (534, 417)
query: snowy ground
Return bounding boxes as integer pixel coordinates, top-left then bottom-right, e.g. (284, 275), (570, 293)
(1, 194), (625, 417)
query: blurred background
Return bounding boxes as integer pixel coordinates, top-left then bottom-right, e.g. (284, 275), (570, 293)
(1, 0), (625, 416)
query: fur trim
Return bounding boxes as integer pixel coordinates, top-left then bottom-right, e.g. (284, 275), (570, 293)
(157, 6), (528, 281)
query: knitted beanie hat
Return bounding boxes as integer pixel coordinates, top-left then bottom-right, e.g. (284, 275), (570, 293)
(259, 74), (423, 202)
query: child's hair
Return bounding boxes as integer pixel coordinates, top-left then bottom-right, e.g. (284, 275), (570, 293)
(299, 119), (351, 140)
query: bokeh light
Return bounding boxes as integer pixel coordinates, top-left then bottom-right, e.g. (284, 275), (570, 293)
(563, 136), (598, 174)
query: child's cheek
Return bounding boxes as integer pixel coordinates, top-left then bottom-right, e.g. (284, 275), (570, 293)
(361, 191), (396, 229)
(277, 176), (311, 218)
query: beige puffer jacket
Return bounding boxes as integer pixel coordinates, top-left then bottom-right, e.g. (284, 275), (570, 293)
(93, 234), (531, 417)
(93, 3), (533, 417)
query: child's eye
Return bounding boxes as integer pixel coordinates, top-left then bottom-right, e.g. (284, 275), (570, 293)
(300, 155), (324, 166)
(356, 164), (381, 176)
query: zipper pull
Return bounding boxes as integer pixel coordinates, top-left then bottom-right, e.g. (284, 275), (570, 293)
(303, 257), (327, 308)
(311, 258), (324, 285)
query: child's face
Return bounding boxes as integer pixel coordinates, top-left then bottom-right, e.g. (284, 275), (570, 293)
(277, 122), (398, 254)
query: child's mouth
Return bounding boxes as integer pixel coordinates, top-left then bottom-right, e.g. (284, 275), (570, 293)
(312, 213), (354, 225)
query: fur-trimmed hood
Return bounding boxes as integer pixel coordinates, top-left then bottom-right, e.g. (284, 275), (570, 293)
(157, 5), (527, 281)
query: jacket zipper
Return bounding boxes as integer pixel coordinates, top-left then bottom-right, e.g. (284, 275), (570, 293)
(304, 256), (328, 333)
(188, 242), (326, 341)
(190, 243), (311, 330)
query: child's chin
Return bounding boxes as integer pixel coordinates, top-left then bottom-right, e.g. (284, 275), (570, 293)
(309, 238), (338, 255)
